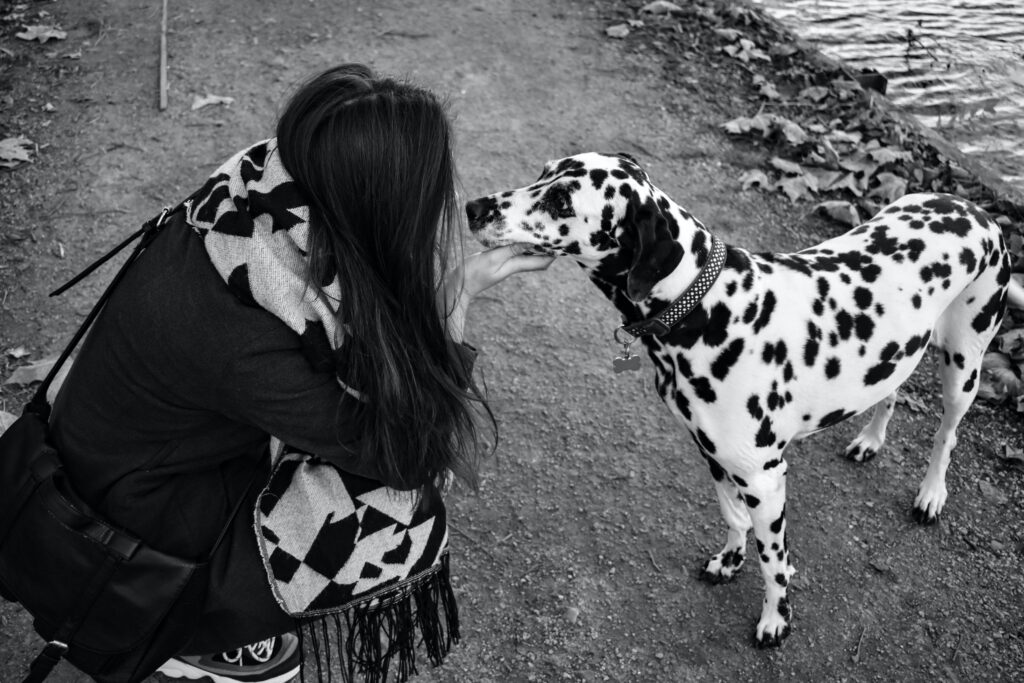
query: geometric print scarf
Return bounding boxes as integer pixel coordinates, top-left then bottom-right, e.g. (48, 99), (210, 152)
(183, 139), (458, 681)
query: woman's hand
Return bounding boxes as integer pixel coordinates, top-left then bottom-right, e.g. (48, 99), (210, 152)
(442, 244), (555, 342)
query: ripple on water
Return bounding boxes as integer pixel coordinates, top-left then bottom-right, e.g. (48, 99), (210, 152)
(752, 0), (1024, 186)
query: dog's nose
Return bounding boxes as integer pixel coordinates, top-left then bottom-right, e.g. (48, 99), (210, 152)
(465, 199), (485, 223)
(465, 198), (494, 228)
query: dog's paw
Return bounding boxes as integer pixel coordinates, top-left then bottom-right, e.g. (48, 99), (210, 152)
(753, 597), (792, 648)
(844, 433), (882, 463)
(912, 480), (947, 524)
(700, 548), (745, 584)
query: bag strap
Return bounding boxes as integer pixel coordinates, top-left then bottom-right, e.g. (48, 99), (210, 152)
(25, 206), (178, 421)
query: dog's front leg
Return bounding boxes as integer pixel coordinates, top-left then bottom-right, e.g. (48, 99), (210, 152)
(700, 456), (751, 583)
(742, 461), (795, 647)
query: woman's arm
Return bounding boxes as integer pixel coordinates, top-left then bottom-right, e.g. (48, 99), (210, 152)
(441, 244), (555, 342)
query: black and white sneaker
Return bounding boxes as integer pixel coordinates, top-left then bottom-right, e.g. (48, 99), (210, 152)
(157, 634), (299, 683)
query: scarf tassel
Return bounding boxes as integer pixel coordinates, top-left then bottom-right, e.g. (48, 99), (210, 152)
(296, 555), (460, 683)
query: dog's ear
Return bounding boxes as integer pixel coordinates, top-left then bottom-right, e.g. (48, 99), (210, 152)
(623, 192), (682, 302)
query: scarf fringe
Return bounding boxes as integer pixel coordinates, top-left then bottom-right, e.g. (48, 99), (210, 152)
(296, 554), (460, 683)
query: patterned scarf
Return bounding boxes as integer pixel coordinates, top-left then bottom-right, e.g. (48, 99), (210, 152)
(183, 139), (458, 682)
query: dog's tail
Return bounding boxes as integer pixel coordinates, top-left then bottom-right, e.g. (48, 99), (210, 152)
(1008, 274), (1024, 310)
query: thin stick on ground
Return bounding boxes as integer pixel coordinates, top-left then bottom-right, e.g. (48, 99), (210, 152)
(158, 0), (168, 110)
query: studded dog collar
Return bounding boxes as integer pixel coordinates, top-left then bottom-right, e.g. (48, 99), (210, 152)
(619, 235), (727, 338)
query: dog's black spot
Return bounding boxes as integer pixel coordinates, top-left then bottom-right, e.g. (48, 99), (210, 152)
(770, 505), (786, 534)
(755, 417), (776, 448)
(911, 293), (922, 309)
(775, 573), (789, 587)
(963, 368), (978, 393)
(854, 287), (872, 309)
(818, 409), (856, 429)
(904, 332), (930, 357)
(824, 357), (840, 379)
(690, 376), (717, 403)
(953, 352), (965, 369)
(783, 361), (794, 382)
(726, 281), (737, 296)
(589, 168), (608, 190)
(603, 184), (616, 200)
(854, 313), (874, 341)
(703, 303), (732, 347)
(711, 338), (745, 380)
(804, 322), (821, 367)
(692, 428), (717, 456)
(705, 455), (726, 481)
(960, 247), (977, 274)
(743, 301), (759, 325)
(747, 395), (764, 420)
(836, 310), (853, 341)
(745, 494), (761, 508)
(764, 457), (783, 470)
(972, 290), (1005, 333)
(732, 474), (748, 487)
(753, 291), (776, 333)
(864, 341), (902, 385)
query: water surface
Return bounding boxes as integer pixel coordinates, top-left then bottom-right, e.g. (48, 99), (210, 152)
(752, 0), (1024, 187)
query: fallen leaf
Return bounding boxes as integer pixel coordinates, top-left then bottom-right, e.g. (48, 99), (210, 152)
(605, 24), (630, 38)
(839, 151), (881, 177)
(770, 157), (803, 176)
(803, 168), (845, 190)
(815, 200), (861, 227)
(776, 176), (816, 203)
(896, 393), (928, 412)
(739, 169), (770, 190)
(0, 410), (17, 437)
(996, 329), (1024, 361)
(773, 116), (809, 145)
(713, 28), (743, 42)
(827, 172), (865, 197)
(978, 480), (1008, 505)
(5, 346), (29, 359)
(640, 0), (684, 14)
(868, 172), (907, 203)
(869, 146), (912, 165)
(3, 356), (59, 386)
(799, 86), (830, 102)
(722, 115), (767, 136)
(15, 25), (67, 43)
(826, 130), (863, 146)
(191, 93), (236, 111)
(0, 135), (34, 167)
(996, 445), (1024, 472)
(752, 75), (780, 100)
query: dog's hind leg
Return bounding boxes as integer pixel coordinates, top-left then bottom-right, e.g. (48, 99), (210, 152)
(913, 271), (1005, 523)
(912, 344), (986, 523)
(700, 456), (751, 583)
(844, 391), (899, 463)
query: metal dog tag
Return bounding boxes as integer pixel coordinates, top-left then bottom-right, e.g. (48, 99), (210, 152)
(613, 352), (642, 374)
(612, 326), (641, 374)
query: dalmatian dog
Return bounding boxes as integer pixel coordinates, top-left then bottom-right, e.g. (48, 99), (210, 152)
(466, 152), (1024, 647)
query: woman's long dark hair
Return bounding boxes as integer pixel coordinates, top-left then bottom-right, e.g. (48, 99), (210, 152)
(276, 64), (491, 493)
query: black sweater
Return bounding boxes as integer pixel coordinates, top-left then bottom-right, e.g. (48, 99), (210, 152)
(51, 212), (472, 558)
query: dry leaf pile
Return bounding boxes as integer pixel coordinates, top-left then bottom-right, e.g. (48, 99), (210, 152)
(613, 0), (1024, 410)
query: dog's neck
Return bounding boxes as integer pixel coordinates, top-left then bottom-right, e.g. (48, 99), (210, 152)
(589, 189), (721, 325)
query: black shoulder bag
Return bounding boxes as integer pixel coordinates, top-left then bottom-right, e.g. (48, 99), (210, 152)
(0, 208), (258, 683)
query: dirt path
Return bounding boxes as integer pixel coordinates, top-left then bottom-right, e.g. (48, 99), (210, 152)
(1, 1), (1022, 681)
